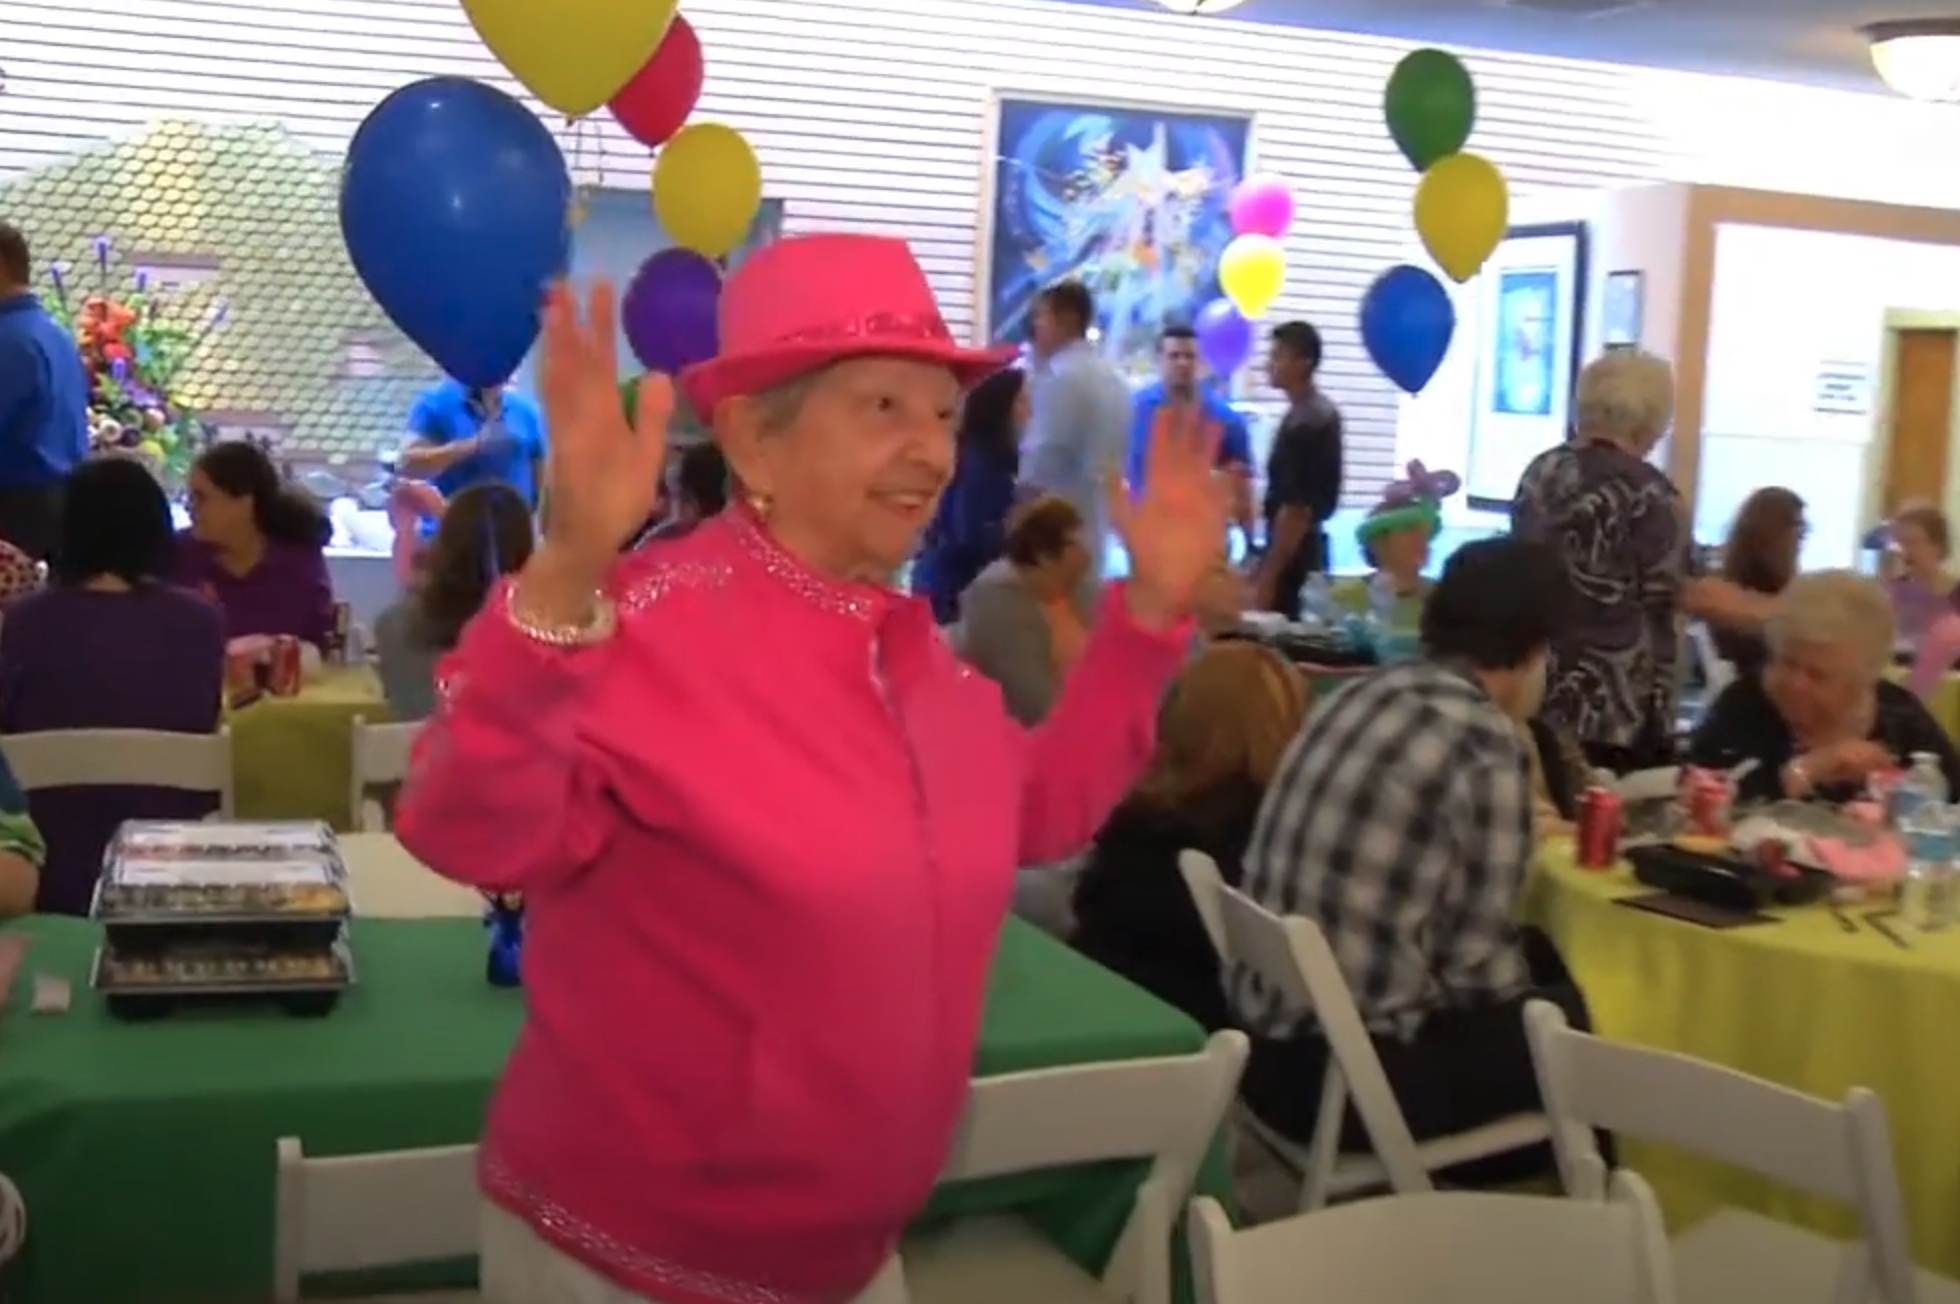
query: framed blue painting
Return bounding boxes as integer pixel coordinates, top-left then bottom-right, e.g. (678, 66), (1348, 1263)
(979, 92), (1252, 383)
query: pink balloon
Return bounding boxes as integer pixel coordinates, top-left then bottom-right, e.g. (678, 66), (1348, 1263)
(1229, 175), (1295, 239)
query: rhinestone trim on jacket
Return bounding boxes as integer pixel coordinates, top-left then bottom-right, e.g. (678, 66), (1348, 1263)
(481, 1151), (799, 1304)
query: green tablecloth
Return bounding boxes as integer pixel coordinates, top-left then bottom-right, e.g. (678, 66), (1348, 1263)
(0, 915), (1225, 1304)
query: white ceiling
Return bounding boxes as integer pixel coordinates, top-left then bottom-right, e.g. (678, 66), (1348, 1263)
(1096, 0), (1960, 92)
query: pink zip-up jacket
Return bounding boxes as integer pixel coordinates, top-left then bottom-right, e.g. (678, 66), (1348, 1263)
(394, 508), (1189, 1304)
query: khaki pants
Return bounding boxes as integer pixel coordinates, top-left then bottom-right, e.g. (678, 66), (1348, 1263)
(479, 1201), (910, 1304)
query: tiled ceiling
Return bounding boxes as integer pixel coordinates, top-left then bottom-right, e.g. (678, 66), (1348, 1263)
(1090, 0), (1956, 90)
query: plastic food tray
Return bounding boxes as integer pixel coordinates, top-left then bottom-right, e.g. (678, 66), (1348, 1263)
(91, 939), (355, 1020)
(93, 819), (352, 932)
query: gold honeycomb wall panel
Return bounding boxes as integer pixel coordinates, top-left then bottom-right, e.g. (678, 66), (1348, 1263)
(0, 119), (441, 478)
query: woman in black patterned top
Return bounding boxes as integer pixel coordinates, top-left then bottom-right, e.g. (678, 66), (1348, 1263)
(1512, 350), (1777, 772)
(1690, 570), (1960, 804)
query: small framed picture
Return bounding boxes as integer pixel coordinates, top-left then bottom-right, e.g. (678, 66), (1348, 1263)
(1603, 270), (1644, 348)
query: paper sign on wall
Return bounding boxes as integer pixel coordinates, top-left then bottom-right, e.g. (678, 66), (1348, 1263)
(1815, 362), (1874, 415)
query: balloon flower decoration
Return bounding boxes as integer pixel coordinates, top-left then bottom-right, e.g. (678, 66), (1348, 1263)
(1194, 173), (1297, 383)
(42, 236), (224, 482)
(341, 1), (763, 391)
(1359, 459), (1462, 552)
(1358, 48), (1510, 396)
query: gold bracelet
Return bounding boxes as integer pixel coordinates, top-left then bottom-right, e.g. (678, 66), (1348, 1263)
(504, 583), (617, 648)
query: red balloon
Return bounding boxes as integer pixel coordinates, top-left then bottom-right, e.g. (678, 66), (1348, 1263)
(606, 15), (704, 149)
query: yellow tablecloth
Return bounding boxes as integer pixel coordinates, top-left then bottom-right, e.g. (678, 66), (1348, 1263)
(1522, 845), (1960, 1277)
(226, 666), (390, 830)
(1884, 666), (1960, 744)
(1927, 674), (1960, 745)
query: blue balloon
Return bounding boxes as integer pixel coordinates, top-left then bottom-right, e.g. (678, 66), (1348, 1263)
(1359, 264), (1455, 395)
(340, 77), (571, 387)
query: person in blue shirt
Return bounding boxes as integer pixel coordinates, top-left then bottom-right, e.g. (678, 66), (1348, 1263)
(0, 223), (90, 560)
(1130, 324), (1254, 538)
(397, 377), (548, 511)
(911, 367), (1027, 623)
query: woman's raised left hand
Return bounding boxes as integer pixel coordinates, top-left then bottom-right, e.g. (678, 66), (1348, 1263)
(1112, 404), (1233, 630)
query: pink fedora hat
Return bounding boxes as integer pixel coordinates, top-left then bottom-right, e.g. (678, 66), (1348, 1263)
(678, 233), (1017, 417)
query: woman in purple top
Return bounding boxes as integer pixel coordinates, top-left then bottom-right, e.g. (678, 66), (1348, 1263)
(174, 440), (336, 646)
(1884, 501), (1956, 648)
(0, 458), (225, 914)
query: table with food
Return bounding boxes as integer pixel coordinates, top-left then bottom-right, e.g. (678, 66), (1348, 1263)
(1525, 757), (1960, 1276)
(0, 820), (1229, 1304)
(225, 664), (393, 830)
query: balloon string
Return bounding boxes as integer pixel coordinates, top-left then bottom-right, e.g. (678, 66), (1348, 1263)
(563, 116), (591, 227)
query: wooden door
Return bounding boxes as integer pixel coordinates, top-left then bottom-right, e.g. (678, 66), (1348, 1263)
(1885, 328), (1957, 512)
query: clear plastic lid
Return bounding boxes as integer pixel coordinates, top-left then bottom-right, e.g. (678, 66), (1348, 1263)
(108, 856), (337, 890)
(112, 820), (335, 858)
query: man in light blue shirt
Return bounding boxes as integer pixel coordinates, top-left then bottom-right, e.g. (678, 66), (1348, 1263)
(1020, 281), (1131, 581)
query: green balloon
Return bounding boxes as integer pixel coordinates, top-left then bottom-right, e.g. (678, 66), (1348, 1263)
(1384, 48), (1476, 172)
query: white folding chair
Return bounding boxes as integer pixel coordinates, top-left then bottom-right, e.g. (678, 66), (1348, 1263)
(1525, 1000), (1957, 1304)
(1179, 851), (1549, 1211)
(904, 1030), (1248, 1304)
(349, 718), (421, 832)
(272, 1136), (480, 1304)
(2, 727), (233, 816)
(1188, 1169), (1677, 1304)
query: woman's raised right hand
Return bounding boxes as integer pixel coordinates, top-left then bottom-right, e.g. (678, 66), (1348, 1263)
(520, 281), (673, 622)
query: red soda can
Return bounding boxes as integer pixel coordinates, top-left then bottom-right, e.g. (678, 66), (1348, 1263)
(223, 645), (260, 703)
(1681, 767), (1734, 836)
(1577, 785), (1623, 869)
(270, 635), (302, 696)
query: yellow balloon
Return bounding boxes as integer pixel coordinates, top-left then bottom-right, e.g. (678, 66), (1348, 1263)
(1414, 152), (1509, 284)
(1219, 235), (1286, 319)
(461, 0), (676, 117)
(653, 123), (764, 260)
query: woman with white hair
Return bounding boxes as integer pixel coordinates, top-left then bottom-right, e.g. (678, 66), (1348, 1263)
(1689, 570), (1959, 803)
(1512, 349), (1769, 771)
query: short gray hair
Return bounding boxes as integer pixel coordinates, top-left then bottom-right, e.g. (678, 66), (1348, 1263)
(753, 367), (832, 432)
(1766, 569), (1895, 680)
(1574, 350), (1674, 452)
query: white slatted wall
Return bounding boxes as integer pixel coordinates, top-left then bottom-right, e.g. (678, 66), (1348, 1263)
(6, 0), (1959, 500)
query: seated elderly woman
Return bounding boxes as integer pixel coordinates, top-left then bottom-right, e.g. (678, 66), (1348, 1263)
(954, 494), (1095, 726)
(1689, 570), (1960, 804)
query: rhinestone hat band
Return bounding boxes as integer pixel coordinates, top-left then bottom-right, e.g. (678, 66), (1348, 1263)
(770, 311), (954, 347)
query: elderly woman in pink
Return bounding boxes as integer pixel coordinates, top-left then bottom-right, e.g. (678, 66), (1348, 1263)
(395, 234), (1226, 1304)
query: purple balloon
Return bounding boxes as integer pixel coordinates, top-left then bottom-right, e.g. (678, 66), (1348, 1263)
(1194, 298), (1253, 376)
(622, 248), (721, 373)
(1229, 174), (1295, 239)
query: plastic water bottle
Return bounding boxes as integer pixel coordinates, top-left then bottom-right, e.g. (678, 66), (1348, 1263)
(1898, 754), (1955, 930)
(1299, 573), (1333, 626)
(1368, 572), (1399, 627)
(1895, 751), (1948, 823)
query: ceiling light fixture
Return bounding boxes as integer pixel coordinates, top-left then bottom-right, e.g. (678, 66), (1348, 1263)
(1152, 0), (1251, 14)
(1863, 19), (1960, 102)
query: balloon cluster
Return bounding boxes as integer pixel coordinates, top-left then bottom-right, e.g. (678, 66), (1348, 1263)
(1360, 49), (1511, 396)
(338, 2), (763, 386)
(1190, 175), (1296, 379)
